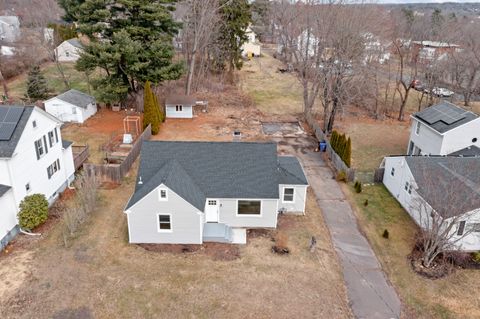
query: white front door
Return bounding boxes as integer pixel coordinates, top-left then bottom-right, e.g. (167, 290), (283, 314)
(205, 199), (219, 223)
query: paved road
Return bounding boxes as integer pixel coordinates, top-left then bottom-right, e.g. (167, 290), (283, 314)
(299, 150), (401, 319)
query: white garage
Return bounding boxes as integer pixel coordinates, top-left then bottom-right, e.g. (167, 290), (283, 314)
(44, 89), (97, 123)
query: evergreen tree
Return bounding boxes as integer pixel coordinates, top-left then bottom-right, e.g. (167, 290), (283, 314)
(25, 65), (50, 101)
(338, 134), (347, 159)
(345, 137), (352, 168)
(143, 81), (160, 135)
(59, 0), (183, 103)
(216, 0), (251, 80)
(331, 131), (338, 151)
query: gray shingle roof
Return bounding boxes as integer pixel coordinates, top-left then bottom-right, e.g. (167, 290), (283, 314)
(0, 106), (34, 158)
(126, 141), (285, 210)
(165, 95), (196, 106)
(62, 140), (73, 149)
(278, 156), (308, 185)
(53, 89), (95, 109)
(449, 145), (480, 157)
(66, 38), (84, 49)
(413, 102), (478, 134)
(406, 156), (480, 218)
(0, 184), (11, 198)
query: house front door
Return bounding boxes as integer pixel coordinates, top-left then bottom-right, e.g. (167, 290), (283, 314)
(205, 200), (219, 223)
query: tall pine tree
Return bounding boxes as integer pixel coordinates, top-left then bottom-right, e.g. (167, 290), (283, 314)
(59, 0), (183, 103)
(25, 65), (50, 101)
(216, 0), (251, 81)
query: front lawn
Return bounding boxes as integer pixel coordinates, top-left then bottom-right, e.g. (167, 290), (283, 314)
(346, 183), (480, 319)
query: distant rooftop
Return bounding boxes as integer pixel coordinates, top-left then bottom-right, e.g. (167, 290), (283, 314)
(66, 38), (84, 49)
(165, 94), (196, 106)
(413, 102), (478, 134)
(412, 41), (459, 48)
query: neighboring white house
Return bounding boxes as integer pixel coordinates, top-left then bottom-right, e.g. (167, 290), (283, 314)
(241, 25), (261, 57)
(407, 102), (480, 156)
(0, 45), (15, 56)
(124, 141), (309, 245)
(382, 156), (480, 251)
(165, 95), (197, 119)
(0, 16), (20, 43)
(44, 89), (97, 124)
(55, 39), (84, 62)
(0, 105), (75, 249)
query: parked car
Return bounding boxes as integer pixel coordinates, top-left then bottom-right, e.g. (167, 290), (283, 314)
(411, 79), (425, 92)
(431, 87), (454, 98)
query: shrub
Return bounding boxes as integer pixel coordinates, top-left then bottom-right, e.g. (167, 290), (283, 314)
(382, 229), (389, 239)
(272, 230), (289, 254)
(354, 181), (362, 193)
(336, 170), (347, 182)
(473, 252), (480, 264)
(364, 199), (369, 206)
(17, 194), (49, 230)
(344, 137), (352, 167)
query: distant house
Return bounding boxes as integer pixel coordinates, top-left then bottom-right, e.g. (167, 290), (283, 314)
(363, 32), (390, 65)
(165, 95), (197, 119)
(0, 106), (75, 249)
(0, 16), (20, 43)
(44, 89), (97, 124)
(407, 102), (480, 156)
(241, 25), (261, 57)
(411, 41), (460, 64)
(55, 39), (84, 62)
(382, 156), (480, 251)
(0, 45), (15, 56)
(124, 141), (309, 244)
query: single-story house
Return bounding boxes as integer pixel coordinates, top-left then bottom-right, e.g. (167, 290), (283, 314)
(0, 16), (20, 43)
(382, 156), (480, 251)
(124, 141), (309, 244)
(165, 95), (197, 118)
(44, 89), (97, 123)
(55, 38), (84, 62)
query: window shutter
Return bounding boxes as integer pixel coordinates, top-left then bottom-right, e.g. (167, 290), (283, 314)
(49, 132), (53, 147)
(457, 221), (466, 236)
(35, 141), (40, 160)
(43, 136), (48, 154)
(47, 166), (51, 179)
(54, 128), (59, 143)
(57, 159), (60, 170)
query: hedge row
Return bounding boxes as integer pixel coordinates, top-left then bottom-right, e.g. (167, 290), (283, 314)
(330, 130), (352, 168)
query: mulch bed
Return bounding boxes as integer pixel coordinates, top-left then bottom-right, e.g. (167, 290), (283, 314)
(138, 243), (241, 261)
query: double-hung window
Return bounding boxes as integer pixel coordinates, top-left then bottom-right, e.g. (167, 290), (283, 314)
(157, 214), (172, 231)
(48, 129), (58, 147)
(283, 188), (294, 202)
(47, 159), (61, 179)
(176, 105), (183, 112)
(35, 138), (45, 159)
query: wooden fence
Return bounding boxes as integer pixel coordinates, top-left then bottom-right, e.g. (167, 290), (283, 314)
(305, 112), (356, 182)
(72, 145), (89, 171)
(83, 125), (152, 183)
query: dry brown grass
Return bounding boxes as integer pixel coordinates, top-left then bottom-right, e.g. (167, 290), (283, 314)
(0, 177), (351, 319)
(238, 50), (304, 115)
(346, 184), (480, 319)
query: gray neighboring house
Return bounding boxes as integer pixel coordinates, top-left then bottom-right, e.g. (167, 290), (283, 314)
(0, 16), (20, 43)
(124, 141), (309, 244)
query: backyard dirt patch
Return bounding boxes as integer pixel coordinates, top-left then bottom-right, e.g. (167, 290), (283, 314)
(62, 109), (140, 164)
(139, 243), (241, 261)
(262, 121), (305, 137)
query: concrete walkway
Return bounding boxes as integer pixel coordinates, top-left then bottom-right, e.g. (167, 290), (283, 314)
(300, 151), (401, 319)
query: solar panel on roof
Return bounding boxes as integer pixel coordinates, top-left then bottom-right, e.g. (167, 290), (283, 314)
(4, 107), (24, 123)
(0, 123), (17, 140)
(0, 106), (25, 141)
(0, 108), (7, 122)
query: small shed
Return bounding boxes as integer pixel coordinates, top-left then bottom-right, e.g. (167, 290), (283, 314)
(44, 89), (97, 123)
(165, 95), (197, 119)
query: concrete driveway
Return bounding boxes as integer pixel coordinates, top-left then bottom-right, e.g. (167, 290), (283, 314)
(299, 150), (401, 319)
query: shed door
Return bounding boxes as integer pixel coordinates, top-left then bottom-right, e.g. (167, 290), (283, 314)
(205, 200), (219, 223)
